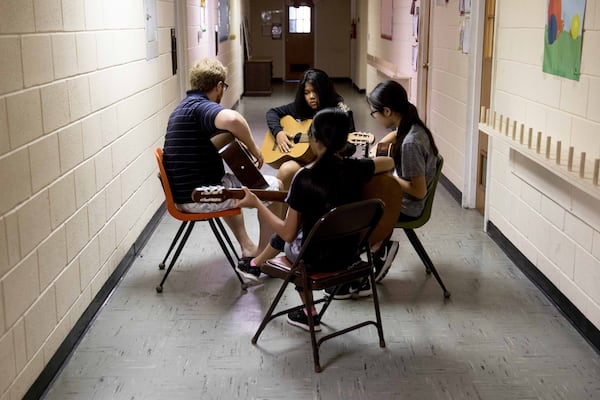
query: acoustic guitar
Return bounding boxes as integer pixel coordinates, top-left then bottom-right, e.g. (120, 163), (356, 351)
(261, 116), (377, 168)
(261, 116), (314, 168)
(361, 172), (403, 245)
(211, 132), (268, 189)
(193, 172), (402, 245)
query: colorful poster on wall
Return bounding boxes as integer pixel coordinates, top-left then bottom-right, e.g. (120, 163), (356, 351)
(543, 0), (586, 81)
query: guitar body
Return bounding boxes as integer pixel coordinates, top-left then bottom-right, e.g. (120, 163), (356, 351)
(362, 173), (403, 245)
(211, 132), (268, 189)
(375, 142), (394, 157)
(261, 116), (315, 168)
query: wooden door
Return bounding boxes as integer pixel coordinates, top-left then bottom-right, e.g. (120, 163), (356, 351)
(285, 4), (314, 81)
(475, 0), (495, 214)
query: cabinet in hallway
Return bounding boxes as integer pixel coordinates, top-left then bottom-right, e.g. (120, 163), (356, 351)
(244, 59), (272, 96)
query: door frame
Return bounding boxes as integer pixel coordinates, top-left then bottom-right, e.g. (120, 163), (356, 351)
(462, 0), (487, 210)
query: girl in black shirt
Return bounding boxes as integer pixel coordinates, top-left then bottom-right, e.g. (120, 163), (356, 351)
(266, 69), (356, 189)
(235, 108), (393, 331)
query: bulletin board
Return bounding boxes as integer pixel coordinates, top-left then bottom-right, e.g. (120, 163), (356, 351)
(218, 0), (230, 42)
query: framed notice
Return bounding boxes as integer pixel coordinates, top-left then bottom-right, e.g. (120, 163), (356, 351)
(381, 0), (393, 40)
(218, 0), (229, 42)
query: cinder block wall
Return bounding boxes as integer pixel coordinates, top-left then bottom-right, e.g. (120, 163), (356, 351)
(0, 1), (177, 398)
(488, 1), (600, 330)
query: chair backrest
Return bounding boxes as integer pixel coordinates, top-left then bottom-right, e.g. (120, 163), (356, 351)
(296, 199), (385, 266)
(155, 148), (183, 219)
(155, 147), (240, 221)
(396, 155), (444, 230)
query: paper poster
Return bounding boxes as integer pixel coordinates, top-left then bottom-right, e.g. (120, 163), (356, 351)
(543, 0), (586, 81)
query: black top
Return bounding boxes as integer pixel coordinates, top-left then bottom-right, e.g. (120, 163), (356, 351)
(266, 102), (356, 138)
(286, 157), (375, 269)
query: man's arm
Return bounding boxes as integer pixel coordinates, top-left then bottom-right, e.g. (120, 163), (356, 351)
(215, 109), (264, 168)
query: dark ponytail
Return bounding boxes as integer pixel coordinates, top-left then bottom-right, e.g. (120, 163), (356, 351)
(309, 108), (350, 176)
(368, 80), (438, 161)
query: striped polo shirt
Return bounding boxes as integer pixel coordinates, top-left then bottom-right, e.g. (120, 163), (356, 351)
(163, 91), (226, 204)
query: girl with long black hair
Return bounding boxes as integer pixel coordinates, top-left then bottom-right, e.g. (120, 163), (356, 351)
(265, 69), (356, 189)
(366, 79), (440, 282)
(235, 108), (393, 331)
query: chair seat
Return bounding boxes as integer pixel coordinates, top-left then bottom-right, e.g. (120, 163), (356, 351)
(154, 147), (247, 292)
(263, 256), (373, 290)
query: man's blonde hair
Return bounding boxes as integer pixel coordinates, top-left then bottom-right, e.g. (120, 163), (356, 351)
(189, 58), (227, 91)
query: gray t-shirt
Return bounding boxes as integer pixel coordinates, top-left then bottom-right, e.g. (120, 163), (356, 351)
(397, 124), (438, 217)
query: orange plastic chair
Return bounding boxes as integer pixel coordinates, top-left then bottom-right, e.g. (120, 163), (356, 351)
(155, 148), (247, 292)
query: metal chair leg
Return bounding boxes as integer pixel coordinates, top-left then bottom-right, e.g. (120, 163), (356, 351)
(159, 221), (188, 270)
(156, 221), (195, 293)
(208, 219), (246, 289)
(404, 229), (451, 298)
(369, 271), (386, 347)
(251, 277), (293, 344)
(214, 217), (240, 261)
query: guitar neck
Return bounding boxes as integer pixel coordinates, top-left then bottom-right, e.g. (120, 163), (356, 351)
(192, 186), (288, 203)
(229, 189), (288, 202)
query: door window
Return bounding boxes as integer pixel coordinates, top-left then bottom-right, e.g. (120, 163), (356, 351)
(288, 6), (311, 33)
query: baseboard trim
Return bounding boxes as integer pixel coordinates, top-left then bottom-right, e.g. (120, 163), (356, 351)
(25, 204), (167, 400)
(487, 220), (600, 355)
(439, 173), (462, 204)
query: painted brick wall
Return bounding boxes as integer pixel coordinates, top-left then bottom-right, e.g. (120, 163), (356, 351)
(427, 0), (470, 193)
(0, 1), (177, 398)
(489, 0), (600, 331)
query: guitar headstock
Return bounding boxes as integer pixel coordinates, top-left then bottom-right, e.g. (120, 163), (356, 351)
(192, 185), (233, 203)
(348, 132), (375, 145)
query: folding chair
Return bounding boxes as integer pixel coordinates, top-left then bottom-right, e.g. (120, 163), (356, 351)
(252, 199), (386, 372)
(154, 148), (248, 293)
(395, 155), (451, 298)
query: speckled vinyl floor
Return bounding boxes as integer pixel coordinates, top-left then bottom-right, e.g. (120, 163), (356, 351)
(42, 82), (600, 400)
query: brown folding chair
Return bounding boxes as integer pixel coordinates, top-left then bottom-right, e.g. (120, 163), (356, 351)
(252, 199), (386, 372)
(154, 148), (248, 292)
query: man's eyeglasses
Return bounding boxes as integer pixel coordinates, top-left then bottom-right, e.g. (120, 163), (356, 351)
(369, 110), (379, 119)
(222, 81), (229, 91)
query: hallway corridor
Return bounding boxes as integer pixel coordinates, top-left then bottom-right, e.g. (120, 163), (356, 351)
(41, 83), (600, 400)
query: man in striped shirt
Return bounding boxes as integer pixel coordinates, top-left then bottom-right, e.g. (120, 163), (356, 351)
(163, 58), (281, 259)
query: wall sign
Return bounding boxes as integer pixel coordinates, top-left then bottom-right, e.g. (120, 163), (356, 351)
(381, 0), (393, 40)
(218, 0), (230, 42)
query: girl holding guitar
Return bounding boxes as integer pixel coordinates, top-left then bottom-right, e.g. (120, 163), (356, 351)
(264, 69), (356, 189)
(366, 80), (441, 283)
(233, 108), (394, 332)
